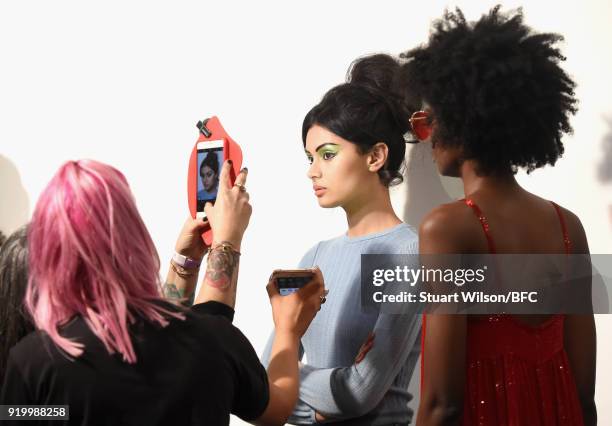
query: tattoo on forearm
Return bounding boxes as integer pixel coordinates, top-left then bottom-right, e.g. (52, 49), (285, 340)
(204, 247), (239, 291)
(163, 282), (183, 300)
(163, 282), (194, 306)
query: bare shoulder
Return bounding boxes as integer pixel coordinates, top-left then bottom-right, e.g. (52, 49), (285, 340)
(419, 201), (478, 253)
(551, 202), (589, 253)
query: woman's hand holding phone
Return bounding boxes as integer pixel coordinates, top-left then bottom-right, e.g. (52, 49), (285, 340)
(174, 218), (209, 261)
(204, 160), (251, 250)
(266, 267), (326, 338)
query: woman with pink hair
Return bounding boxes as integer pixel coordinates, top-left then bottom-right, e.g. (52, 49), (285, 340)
(0, 159), (326, 426)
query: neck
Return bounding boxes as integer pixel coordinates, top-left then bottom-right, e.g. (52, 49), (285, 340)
(460, 161), (521, 198)
(343, 187), (401, 238)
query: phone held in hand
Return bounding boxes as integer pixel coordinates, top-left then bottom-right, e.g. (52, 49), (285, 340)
(271, 269), (315, 296)
(196, 140), (225, 219)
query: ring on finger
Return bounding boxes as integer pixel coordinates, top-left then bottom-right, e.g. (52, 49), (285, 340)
(234, 182), (247, 192)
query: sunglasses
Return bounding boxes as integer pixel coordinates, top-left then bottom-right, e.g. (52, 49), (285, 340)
(409, 110), (432, 141)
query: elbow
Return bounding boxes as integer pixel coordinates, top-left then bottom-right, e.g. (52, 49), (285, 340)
(418, 396), (463, 426)
(253, 405), (293, 426)
(335, 386), (386, 418)
(342, 400), (375, 418)
(253, 384), (298, 426)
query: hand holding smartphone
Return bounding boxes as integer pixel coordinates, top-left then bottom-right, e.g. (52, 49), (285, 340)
(270, 269), (316, 296)
(188, 116), (243, 246)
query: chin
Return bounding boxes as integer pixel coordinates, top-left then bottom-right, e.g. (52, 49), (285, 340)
(316, 196), (340, 209)
(317, 200), (336, 208)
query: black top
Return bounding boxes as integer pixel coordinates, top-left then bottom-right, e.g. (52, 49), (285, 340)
(0, 302), (269, 426)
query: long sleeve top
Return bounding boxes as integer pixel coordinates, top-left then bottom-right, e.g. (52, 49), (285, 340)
(262, 223), (422, 425)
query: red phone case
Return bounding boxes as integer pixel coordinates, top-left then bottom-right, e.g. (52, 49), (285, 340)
(187, 116), (243, 246)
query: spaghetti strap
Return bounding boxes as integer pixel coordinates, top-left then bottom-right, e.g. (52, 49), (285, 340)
(550, 201), (572, 255)
(463, 198), (497, 254)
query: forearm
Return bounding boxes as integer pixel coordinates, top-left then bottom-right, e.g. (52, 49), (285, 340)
(194, 242), (240, 309)
(163, 264), (198, 306)
(265, 331), (302, 422)
(299, 314), (421, 419)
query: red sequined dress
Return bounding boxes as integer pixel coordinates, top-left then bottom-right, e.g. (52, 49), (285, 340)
(422, 198), (585, 426)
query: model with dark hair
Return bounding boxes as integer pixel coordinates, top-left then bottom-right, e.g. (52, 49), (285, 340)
(0, 226), (34, 382)
(262, 54), (423, 425)
(398, 6), (596, 425)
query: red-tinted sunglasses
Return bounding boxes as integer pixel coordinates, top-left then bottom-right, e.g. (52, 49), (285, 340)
(409, 110), (432, 141)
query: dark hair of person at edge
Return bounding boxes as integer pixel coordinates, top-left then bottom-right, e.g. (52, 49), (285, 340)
(0, 226), (34, 380)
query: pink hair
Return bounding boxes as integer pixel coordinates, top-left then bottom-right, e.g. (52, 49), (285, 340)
(26, 160), (183, 363)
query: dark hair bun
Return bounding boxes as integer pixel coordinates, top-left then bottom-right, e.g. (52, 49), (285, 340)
(346, 54), (410, 136)
(302, 53), (417, 187)
(348, 54), (400, 95)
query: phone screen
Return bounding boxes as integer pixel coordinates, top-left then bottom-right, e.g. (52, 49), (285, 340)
(196, 145), (224, 215)
(276, 276), (313, 296)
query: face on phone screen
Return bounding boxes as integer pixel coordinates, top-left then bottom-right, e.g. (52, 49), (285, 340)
(196, 141), (224, 218)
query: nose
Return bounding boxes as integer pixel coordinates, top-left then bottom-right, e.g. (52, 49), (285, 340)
(307, 160), (321, 180)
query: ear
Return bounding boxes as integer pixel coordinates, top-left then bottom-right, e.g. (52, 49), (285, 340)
(367, 142), (389, 173)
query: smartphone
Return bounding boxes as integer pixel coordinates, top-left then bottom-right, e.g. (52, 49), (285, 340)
(271, 269), (315, 296)
(196, 140), (225, 219)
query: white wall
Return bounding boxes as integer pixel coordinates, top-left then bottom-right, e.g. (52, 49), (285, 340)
(1, 1), (610, 424)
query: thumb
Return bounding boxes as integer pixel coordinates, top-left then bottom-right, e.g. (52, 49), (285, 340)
(204, 202), (214, 219)
(266, 279), (280, 299)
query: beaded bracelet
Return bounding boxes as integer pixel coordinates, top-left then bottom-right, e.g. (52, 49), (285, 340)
(207, 241), (241, 257)
(169, 260), (199, 278)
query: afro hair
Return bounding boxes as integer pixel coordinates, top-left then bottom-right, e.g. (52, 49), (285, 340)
(399, 5), (578, 174)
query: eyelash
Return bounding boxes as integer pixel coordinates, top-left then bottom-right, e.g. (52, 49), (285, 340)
(322, 151), (336, 160)
(306, 150), (337, 165)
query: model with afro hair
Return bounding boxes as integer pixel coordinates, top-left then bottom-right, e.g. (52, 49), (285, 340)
(396, 6), (596, 426)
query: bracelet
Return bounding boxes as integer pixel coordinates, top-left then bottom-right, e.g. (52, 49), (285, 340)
(170, 260), (199, 278)
(207, 241), (241, 257)
(172, 252), (202, 269)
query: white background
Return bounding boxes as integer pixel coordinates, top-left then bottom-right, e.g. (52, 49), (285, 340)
(1, 1), (610, 424)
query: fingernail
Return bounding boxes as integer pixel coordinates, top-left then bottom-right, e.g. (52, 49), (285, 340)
(228, 160), (233, 165)
(241, 167), (248, 173)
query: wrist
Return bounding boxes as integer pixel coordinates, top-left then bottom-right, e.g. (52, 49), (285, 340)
(210, 239), (242, 254)
(212, 235), (242, 251)
(274, 328), (301, 344)
(174, 247), (204, 263)
(172, 252), (202, 269)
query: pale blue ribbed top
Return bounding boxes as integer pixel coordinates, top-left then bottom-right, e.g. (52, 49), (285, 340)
(262, 223), (422, 425)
